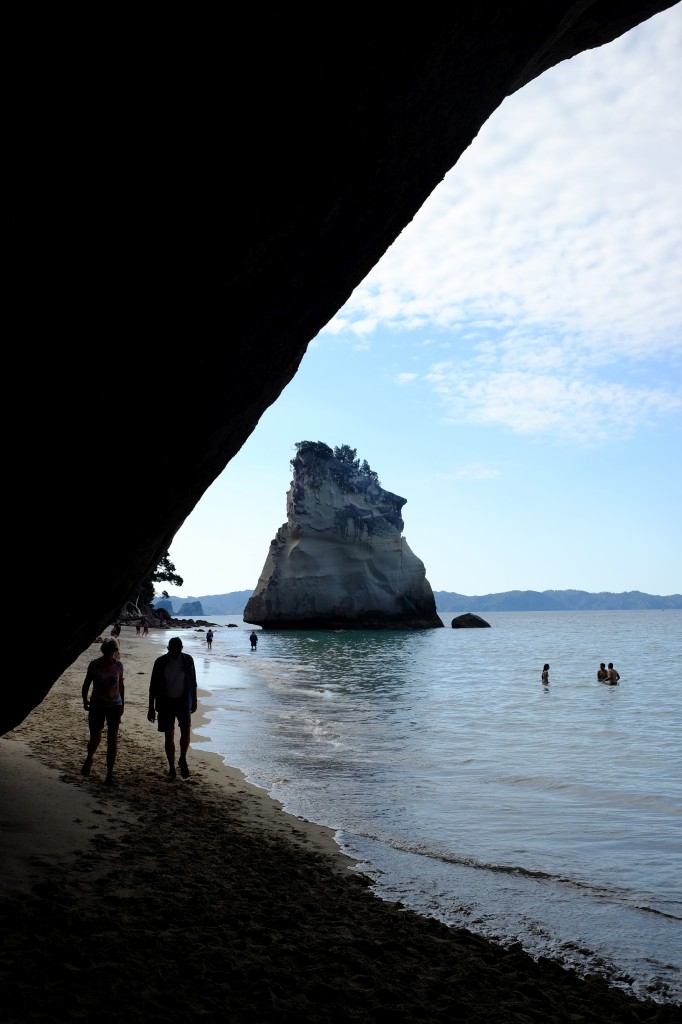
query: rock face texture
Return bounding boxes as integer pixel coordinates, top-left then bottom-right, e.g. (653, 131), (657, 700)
(7, 3), (672, 734)
(452, 613), (491, 628)
(244, 444), (442, 630)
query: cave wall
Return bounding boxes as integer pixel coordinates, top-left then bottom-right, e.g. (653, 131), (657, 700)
(7, 2), (674, 734)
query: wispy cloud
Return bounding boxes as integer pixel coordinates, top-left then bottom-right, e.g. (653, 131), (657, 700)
(424, 360), (680, 444)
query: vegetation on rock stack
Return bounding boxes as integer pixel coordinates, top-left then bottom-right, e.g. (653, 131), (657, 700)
(292, 441), (381, 490)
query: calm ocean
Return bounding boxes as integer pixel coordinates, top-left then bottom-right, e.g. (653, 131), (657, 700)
(168, 610), (681, 1005)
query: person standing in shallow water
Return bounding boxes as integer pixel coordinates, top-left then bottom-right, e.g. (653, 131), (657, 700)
(541, 664), (550, 684)
(249, 630), (258, 650)
(205, 629), (213, 650)
(607, 662), (620, 685)
(597, 662), (608, 681)
(81, 637), (125, 786)
(147, 637), (197, 779)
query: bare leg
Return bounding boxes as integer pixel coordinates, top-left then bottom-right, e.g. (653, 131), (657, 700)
(104, 723), (120, 784)
(82, 729), (102, 774)
(178, 725), (191, 777)
(164, 730), (176, 777)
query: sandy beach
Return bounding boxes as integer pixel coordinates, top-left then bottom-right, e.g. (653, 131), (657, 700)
(1, 628), (678, 1023)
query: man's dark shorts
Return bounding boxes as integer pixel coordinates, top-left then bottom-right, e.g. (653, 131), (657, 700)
(156, 697), (191, 732)
(88, 703), (123, 731)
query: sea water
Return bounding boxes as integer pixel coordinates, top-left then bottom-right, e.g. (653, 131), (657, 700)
(170, 610), (681, 1004)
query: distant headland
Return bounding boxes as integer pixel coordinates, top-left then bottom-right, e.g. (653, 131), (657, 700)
(156, 589), (681, 617)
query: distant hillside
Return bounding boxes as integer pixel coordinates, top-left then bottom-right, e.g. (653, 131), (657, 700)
(157, 589), (681, 615)
(432, 589), (681, 611)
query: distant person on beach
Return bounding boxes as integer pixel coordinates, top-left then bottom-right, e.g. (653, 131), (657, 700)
(206, 629), (214, 650)
(541, 664), (550, 684)
(147, 637), (197, 779)
(81, 637), (125, 786)
(135, 620), (141, 635)
(249, 630), (258, 650)
(111, 623), (121, 639)
(597, 662), (608, 681)
(142, 617), (148, 635)
(606, 662), (620, 685)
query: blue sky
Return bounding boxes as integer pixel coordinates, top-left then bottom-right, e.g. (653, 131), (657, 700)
(165, 8), (681, 600)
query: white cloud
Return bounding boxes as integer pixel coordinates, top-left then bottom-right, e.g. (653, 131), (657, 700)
(424, 360), (681, 444)
(323, 10), (682, 446)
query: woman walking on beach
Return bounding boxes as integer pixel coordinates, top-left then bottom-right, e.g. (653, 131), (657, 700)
(81, 637), (125, 786)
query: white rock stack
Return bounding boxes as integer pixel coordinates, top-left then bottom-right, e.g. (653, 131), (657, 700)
(244, 442), (443, 630)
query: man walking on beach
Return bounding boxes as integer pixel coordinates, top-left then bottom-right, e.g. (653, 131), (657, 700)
(147, 637), (197, 779)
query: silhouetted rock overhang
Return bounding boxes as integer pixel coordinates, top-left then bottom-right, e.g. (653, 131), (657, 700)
(8, 2), (674, 735)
